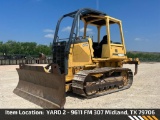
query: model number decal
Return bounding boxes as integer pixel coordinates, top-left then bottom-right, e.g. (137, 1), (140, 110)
(82, 43), (88, 47)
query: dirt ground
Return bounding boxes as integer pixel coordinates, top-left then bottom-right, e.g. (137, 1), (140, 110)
(0, 63), (160, 108)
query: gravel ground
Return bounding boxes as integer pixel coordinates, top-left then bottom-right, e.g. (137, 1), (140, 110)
(0, 63), (160, 109)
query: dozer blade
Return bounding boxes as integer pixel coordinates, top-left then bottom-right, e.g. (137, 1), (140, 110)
(13, 63), (65, 109)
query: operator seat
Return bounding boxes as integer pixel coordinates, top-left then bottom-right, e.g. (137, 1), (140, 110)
(94, 35), (108, 58)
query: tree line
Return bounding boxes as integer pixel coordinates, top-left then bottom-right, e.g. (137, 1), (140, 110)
(0, 40), (160, 62)
(127, 52), (160, 62)
(0, 40), (52, 58)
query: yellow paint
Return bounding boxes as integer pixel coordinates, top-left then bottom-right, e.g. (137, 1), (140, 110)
(88, 38), (94, 58)
(91, 73), (103, 78)
(65, 67), (74, 82)
(101, 44), (110, 58)
(147, 116), (154, 120)
(142, 116), (149, 120)
(68, 42), (93, 67)
(43, 67), (50, 73)
(65, 84), (71, 92)
(152, 116), (158, 120)
(63, 13), (139, 87)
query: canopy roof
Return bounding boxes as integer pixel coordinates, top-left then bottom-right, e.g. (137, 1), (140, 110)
(63, 8), (108, 26)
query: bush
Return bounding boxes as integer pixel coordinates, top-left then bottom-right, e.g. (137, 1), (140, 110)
(126, 52), (160, 62)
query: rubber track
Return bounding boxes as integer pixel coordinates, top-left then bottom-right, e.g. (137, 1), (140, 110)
(72, 67), (133, 98)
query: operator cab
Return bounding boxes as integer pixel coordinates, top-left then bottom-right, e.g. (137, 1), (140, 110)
(53, 8), (127, 74)
(53, 8), (126, 59)
(80, 13), (126, 59)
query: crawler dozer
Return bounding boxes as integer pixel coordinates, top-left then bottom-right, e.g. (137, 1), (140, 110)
(14, 8), (140, 108)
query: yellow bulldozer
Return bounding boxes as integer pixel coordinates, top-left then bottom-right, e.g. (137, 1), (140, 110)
(14, 8), (140, 109)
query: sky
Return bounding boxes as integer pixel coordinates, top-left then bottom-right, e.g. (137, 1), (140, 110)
(0, 0), (160, 52)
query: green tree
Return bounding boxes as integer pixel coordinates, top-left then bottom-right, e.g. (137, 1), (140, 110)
(0, 40), (52, 58)
(20, 42), (37, 55)
(35, 44), (51, 55)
